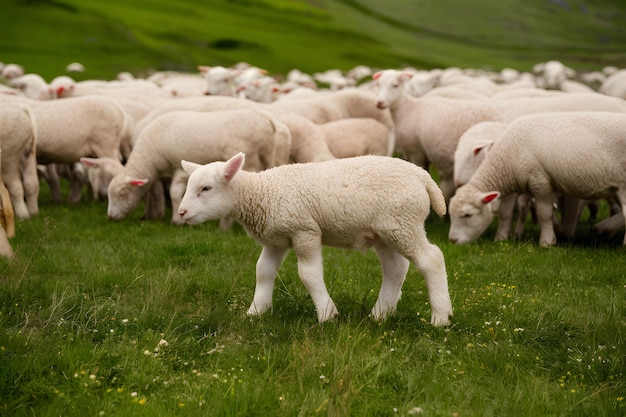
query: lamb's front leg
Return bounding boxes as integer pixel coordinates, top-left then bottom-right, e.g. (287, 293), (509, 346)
(535, 195), (557, 247)
(371, 242), (410, 320)
(292, 233), (338, 322)
(248, 245), (289, 316)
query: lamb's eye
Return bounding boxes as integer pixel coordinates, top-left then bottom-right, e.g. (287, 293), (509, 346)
(201, 186), (212, 192)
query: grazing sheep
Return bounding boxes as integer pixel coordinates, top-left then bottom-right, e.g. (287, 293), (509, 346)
(0, 101), (39, 219)
(32, 95), (130, 203)
(448, 112), (626, 247)
(177, 153), (453, 326)
(198, 65), (240, 96)
(107, 109), (292, 224)
(374, 69), (626, 202)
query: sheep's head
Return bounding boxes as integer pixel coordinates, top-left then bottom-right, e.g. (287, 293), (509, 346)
(106, 174), (150, 220)
(373, 69), (413, 109)
(178, 153), (245, 225)
(448, 186), (500, 244)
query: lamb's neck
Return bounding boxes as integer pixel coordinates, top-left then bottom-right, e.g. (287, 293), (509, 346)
(471, 157), (519, 196)
(389, 93), (419, 122)
(230, 172), (271, 234)
(124, 154), (159, 181)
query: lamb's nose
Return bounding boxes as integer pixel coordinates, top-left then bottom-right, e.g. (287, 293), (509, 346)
(179, 209), (187, 218)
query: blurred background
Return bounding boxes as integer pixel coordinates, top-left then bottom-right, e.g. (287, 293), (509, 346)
(3, 0), (626, 81)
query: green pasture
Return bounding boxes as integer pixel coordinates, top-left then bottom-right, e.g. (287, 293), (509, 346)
(2, 0), (626, 81)
(0, 183), (623, 416)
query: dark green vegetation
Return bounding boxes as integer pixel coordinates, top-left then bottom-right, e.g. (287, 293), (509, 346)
(2, 0), (626, 81)
(0, 185), (624, 416)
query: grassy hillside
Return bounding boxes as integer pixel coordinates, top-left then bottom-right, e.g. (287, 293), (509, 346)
(2, 0), (626, 81)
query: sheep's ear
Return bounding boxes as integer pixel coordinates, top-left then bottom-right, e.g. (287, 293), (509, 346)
(129, 178), (150, 187)
(399, 72), (414, 81)
(480, 192), (500, 204)
(181, 160), (202, 175)
(372, 71), (383, 80)
(472, 142), (493, 156)
(80, 157), (101, 167)
(223, 153), (245, 181)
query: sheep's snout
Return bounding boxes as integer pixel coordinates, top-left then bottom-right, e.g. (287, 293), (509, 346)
(204, 91), (211, 96)
(375, 100), (387, 109)
(178, 208), (188, 219)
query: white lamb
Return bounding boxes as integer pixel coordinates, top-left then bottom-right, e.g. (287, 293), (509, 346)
(453, 120), (531, 241)
(448, 112), (626, 247)
(600, 69), (626, 99)
(177, 153), (453, 325)
(107, 109), (291, 224)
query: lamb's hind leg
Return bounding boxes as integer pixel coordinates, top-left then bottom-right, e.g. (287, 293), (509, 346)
(371, 242), (410, 321)
(407, 233), (453, 326)
(248, 244), (289, 316)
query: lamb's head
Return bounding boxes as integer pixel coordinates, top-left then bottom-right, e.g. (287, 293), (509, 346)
(448, 185), (500, 244)
(106, 174), (150, 220)
(178, 153), (245, 225)
(373, 69), (413, 109)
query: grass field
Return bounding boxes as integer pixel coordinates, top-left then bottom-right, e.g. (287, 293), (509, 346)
(2, 0), (626, 81)
(0, 183), (624, 416)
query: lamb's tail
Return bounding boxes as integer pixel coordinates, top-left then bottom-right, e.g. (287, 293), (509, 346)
(254, 109), (292, 168)
(422, 171), (447, 217)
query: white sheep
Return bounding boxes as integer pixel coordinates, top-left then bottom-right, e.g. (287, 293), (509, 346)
(374, 69), (626, 202)
(198, 65), (240, 96)
(107, 108), (292, 224)
(1, 63), (24, 80)
(318, 118), (395, 158)
(448, 112), (626, 247)
(177, 153), (453, 325)
(453, 120), (532, 241)
(0, 101), (40, 219)
(131, 96), (336, 164)
(8, 74), (51, 100)
(32, 95), (130, 203)
(599, 69), (626, 99)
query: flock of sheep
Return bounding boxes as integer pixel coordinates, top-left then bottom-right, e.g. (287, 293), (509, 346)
(1, 58), (625, 322)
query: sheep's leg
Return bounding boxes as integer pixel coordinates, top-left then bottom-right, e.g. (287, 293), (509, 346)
(412, 236), (452, 326)
(391, 227), (452, 326)
(514, 193), (532, 238)
(45, 163), (62, 203)
(535, 195), (557, 247)
(169, 169), (188, 225)
(371, 242), (409, 320)
(248, 245), (289, 316)
(143, 181), (165, 220)
(2, 159), (30, 220)
(560, 195), (582, 238)
(593, 213), (625, 237)
(292, 233), (338, 322)
(495, 193), (517, 241)
(21, 152), (39, 217)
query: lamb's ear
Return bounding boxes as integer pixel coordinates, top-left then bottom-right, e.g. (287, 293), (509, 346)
(399, 72), (414, 81)
(129, 178), (150, 187)
(80, 157), (101, 167)
(372, 71), (383, 80)
(223, 153), (245, 181)
(473, 141), (494, 156)
(181, 160), (202, 175)
(480, 192), (500, 205)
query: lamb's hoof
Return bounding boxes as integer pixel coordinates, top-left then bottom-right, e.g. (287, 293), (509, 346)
(431, 312), (453, 327)
(317, 305), (339, 323)
(247, 303), (271, 316)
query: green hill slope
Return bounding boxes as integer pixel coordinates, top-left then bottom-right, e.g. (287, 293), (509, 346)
(2, 0), (626, 81)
